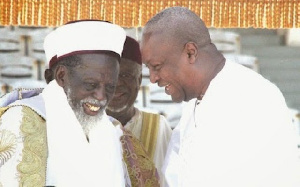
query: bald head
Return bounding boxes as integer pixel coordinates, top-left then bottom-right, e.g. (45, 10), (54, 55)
(142, 7), (211, 49)
(140, 7), (225, 102)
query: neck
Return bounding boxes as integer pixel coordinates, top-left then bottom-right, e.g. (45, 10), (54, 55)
(107, 106), (136, 126)
(197, 56), (225, 100)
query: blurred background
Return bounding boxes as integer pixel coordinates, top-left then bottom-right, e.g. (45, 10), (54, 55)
(0, 1), (299, 132)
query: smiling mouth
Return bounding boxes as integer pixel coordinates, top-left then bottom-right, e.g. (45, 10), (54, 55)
(113, 92), (126, 98)
(85, 103), (100, 112)
(165, 83), (170, 91)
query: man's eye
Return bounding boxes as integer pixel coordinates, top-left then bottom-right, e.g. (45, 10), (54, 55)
(154, 65), (161, 71)
(106, 85), (116, 93)
(85, 83), (97, 90)
(120, 73), (134, 79)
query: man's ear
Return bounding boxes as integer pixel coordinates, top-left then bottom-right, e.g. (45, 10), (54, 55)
(44, 69), (53, 84)
(138, 74), (142, 85)
(184, 42), (198, 64)
(135, 74), (142, 92)
(55, 65), (67, 87)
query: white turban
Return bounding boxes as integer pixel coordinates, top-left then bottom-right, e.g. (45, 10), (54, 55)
(43, 20), (126, 68)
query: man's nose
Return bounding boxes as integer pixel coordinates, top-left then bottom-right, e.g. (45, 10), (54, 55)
(94, 87), (106, 101)
(149, 70), (159, 84)
(116, 79), (122, 86)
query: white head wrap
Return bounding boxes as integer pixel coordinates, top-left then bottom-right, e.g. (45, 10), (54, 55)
(43, 20), (126, 68)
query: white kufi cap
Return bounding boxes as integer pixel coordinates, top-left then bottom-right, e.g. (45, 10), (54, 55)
(44, 20), (126, 68)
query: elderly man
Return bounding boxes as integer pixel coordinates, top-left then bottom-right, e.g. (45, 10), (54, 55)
(0, 20), (158, 186)
(106, 36), (172, 185)
(140, 7), (300, 187)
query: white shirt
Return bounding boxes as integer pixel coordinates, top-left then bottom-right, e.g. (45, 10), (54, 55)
(163, 60), (300, 187)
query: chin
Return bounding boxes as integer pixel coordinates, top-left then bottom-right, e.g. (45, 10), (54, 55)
(183, 96), (194, 102)
(171, 96), (184, 103)
(107, 104), (128, 113)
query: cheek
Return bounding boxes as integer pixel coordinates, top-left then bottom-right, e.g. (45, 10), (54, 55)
(161, 69), (177, 84)
(135, 80), (141, 95)
(161, 61), (179, 77)
(109, 68), (119, 81)
(106, 93), (118, 107)
(67, 85), (91, 102)
(129, 78), (140, 93)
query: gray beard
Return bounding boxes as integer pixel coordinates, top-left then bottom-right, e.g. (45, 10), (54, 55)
(66, 87), (105, 136)
(106, 104), (128, 113)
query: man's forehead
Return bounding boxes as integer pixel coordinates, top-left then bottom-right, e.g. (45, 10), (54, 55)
(71, 68), (119, 86)
(71, 54), (119, 73)
(79, 53), (118, 63)
(141, 35), (157, 55)
(120, 58), (141, 73)
(141, 36), (167, 63)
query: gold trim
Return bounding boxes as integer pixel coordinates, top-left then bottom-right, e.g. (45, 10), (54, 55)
(0, 0), (299, 28)
(0, 107), (9, 117)
(17, 106), (47, 187)
(140, 112), (160, 161)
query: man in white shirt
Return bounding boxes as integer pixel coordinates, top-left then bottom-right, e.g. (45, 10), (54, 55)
(140, 6), (300, 187)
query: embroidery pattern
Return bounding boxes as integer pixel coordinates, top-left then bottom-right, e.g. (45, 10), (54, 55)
(0, 129), (17, 167)
(120, 128), (160, 187)
(0, 107), (9, 116)
(17, 107), (47, 186)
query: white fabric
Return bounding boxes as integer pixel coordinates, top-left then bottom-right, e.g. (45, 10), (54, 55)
(0, 84), (128, 186)
(42, 80), (125, 186)
(163, 60), (300, 187)
(0, 92), (46, 187)
(115, 108), (172, 186)
(161, 125), (180, 186)
(13, 95), (46, 119)
(44, 21), (126, 64)
(0, 106), (25, 187)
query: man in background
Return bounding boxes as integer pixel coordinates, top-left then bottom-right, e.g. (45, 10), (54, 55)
(107, 36), (172, 186)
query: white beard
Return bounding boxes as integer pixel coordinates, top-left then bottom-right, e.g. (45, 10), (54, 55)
(106, 104), (128, 113)
(66, 87), (106, 137)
